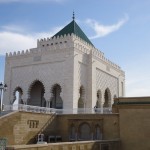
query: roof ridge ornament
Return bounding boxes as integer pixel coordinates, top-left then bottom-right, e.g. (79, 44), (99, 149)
(72, 11), (75, 20)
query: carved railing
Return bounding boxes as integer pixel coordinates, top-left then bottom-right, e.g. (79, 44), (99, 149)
(2, 104), (112, 115)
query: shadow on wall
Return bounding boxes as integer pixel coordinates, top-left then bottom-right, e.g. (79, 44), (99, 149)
(26, 113), (57, 144)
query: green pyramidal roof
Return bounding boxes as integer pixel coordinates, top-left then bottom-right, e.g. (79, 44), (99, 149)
(53, 20), (94, 47)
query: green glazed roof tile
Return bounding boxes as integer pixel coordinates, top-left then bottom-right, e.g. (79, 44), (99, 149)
(53, 20), (94, 47)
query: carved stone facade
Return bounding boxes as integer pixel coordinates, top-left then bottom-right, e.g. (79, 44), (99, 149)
(3, 20), (125, 109)
(68, 119), (103, 141)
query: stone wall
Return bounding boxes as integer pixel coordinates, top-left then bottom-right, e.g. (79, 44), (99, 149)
(0, 111), (57, 145)
(0, 111), (119, 145)
(113, 97), (150, 150)
(56, 114), (119, 142)
(7, 140), (120, 150)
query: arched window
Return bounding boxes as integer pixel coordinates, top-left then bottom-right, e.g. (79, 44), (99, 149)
(28, 80), (46, 107)
(50, 84), (63, 109)
(79, 123), (91, 140)
(78, 86), (85, 108)
(104, 88), (111, 107)
(13, 87), (23, 104)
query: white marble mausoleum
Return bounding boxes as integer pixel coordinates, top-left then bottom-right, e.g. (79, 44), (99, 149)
(3, 16), (125, 109)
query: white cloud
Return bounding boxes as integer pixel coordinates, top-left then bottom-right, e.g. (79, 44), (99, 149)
(0, 0), (65, 3)
(0, 25), (62, 55)
(0, 32), (36, 55)
(86, 15), (129, 39)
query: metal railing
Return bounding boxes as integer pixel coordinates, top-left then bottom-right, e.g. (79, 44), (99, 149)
(2, 104), (112, 115)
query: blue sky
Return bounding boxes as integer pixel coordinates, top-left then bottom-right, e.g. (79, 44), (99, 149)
(0, 0), (150, 96)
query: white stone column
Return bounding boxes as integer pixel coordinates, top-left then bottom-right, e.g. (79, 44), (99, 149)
(73, 53), (79, 109)
(87, 51), (96, 108)
(44, 91), (52, 108)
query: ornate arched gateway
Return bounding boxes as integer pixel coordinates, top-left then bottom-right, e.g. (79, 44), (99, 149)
(50, 84), (63, 109)
(69, 120), (103, 141)
(78, 122), (91, 140)
(28, 80), (46, 107)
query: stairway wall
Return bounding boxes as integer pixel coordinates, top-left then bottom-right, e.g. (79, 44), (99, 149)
(0, 111), (56, 145)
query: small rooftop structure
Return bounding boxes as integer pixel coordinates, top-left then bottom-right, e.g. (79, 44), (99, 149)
(53, 18), (94, 46)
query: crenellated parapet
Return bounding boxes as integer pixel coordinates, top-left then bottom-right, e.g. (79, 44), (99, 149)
(91, 48), (124, 73)
(37, 33), (75, 49)
(6, 49), (31, 58)
(5, 33), (124, 74)
(5, 33), (93, 59)
(38, 33), (96, 54)
(72, 34), (123, 73)
(6, 34), (75, 58)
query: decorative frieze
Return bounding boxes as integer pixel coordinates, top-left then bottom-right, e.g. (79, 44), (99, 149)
(27, 120), (39, 128)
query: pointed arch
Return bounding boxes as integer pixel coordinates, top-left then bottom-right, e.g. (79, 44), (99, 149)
(28, 80), (46, 107)
(78, 85), (85, 108)
(50, 84), (63, 109)
(12, 86), (23, 104)
(78, 122), (91, 140)
(104, 88), (111, 107)
(28, 79), (45, 97)
(50, 83), (62, 94)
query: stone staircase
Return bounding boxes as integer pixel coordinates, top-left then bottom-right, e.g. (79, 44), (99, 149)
(0, 111), (57, 145)
(21, 112), (57, 144)
(40, 113), (56, 133)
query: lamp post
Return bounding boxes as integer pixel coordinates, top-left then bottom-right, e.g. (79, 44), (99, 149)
(0, 82), (7, 112)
